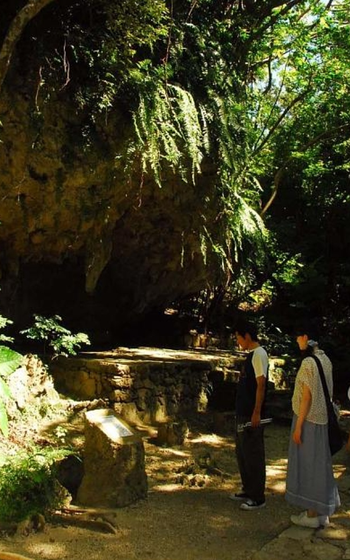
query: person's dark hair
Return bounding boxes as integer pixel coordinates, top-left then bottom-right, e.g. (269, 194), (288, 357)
(294, 321), (319, 341)
(301, 344), (315, 359)
(235, 320), (259, 341)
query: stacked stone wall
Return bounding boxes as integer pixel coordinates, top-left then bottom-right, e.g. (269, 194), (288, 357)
(50, 355), (218, 423)
(49, 349), (291, 424)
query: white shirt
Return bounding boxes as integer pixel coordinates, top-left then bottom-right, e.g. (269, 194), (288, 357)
(251, 346), (269, 378)
(292, 349), (333, 424)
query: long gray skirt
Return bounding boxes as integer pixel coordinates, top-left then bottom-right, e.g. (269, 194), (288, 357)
(285, 415), (340, 515)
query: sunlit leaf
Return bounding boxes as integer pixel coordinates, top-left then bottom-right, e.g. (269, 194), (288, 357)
(0, 347), (23, 378)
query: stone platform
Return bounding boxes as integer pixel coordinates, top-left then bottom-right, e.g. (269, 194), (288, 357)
(49, 347), (292, 424)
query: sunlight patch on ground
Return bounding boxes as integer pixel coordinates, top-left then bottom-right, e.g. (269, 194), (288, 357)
(266, 459), (288, 493)
(267, 479), (286, 493)
(333, 464), (347, 479)
(163, 448), (190, 458)
(134, 424), (158, 438)
(0, 553), (36, 560)
(150, 483), (185, 492)
(206, 514), (234, 530)
(146, 445), (190, 458)
(266, 458), (288, 472)
(268, 481), (286, 493)
(27, 542), (67, 558)
(190, 434), (227, 445)
(148, 446), (190, 458)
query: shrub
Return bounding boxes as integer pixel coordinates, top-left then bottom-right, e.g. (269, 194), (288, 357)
(0, 447), (70, 522)
(21, 315), (90, 358)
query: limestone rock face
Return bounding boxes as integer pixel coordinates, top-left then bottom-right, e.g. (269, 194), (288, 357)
(77, 409), (148, 508)
(0, 83), (221, 341)
(6, 354), (60, 419)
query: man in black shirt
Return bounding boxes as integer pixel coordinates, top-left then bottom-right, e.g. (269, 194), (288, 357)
(230, 321), (268, 510)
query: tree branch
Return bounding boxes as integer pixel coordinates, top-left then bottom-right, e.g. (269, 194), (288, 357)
(252, 88), (310, 157)
(250, 0), (328, 44)
(0, 0), (57, 93)
(260, 123), (350, 217)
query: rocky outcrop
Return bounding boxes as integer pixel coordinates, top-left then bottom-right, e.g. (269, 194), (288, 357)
(0, 77), (221, 343)
(6, 353), (60, 420)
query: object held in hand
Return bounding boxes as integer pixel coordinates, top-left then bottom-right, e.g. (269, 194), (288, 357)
(237, 418), (272, 432)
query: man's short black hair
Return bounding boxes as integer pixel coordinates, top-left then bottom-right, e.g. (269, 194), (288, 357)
(235, 320), (259, 341)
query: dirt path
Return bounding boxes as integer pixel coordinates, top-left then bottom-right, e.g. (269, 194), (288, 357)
(1, 420), (349, 560)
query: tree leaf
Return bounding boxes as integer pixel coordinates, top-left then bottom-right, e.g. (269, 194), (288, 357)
(0, 346), (23, 377)
(0, 378), (11, 400)
(0, 405), (9, 438)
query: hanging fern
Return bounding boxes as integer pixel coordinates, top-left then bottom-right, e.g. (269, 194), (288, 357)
(128, 71), (267, 281)
(129, 75), (208, 186)
(224, 192), (267, 262)
(194, 93), (268, 276)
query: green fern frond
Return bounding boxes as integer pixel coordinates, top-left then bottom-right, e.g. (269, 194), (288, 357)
(224, 191), (266, 262)
(129, 77), (208, 186)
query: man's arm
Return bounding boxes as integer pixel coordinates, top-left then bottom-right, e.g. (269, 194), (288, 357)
(251, 375), (266, 427)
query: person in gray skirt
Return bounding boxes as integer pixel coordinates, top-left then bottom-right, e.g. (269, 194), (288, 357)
(285, 328), (340, 528)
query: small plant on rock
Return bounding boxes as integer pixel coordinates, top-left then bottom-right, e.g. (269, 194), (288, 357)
(21, 315), (91, 359)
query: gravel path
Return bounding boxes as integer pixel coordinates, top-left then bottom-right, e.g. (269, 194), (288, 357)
(0, 422), (349, 560)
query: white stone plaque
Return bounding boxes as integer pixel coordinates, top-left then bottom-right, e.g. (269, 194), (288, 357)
(99, 414), (133, 439)
(85, 409), (134, 442)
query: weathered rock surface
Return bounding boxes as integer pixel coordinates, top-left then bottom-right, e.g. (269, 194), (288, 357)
(6, 354), (60, 420)
(49, 347), (295, 427)
(49, 347), (241, 422)
(0, 76), (221, 343)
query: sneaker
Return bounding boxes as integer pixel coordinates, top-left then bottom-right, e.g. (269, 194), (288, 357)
(229, 492), (249, 501)
(290, 511), (320, 529)
(240, 499), (266, 510)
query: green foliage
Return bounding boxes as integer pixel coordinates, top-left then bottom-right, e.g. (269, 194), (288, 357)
(21, 315), (90, 359)
(5, 0), (350, 330)
(0, 344), (23, 438)
(0, 315), (14, 343)
(27, 0), (169, 117)
(98, 0), (168, 57)
(0, 447), (71, 522)
(129, 71), (208, 185)
(0, 345), (23, 377)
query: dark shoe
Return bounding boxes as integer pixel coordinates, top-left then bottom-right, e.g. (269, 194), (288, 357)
(240, 499), (266, 511)
(229, 492), (249, 501)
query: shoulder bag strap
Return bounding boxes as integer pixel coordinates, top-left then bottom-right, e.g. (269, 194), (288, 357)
(309, 354), (333, 414)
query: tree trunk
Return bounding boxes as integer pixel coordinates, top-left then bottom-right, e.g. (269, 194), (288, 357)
(0, 0), (57, 92)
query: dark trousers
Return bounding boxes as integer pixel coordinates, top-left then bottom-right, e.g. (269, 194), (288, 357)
(235, 419), (266, 502)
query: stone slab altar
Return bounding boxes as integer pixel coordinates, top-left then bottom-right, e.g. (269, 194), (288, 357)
(50, 347), (291, 423)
